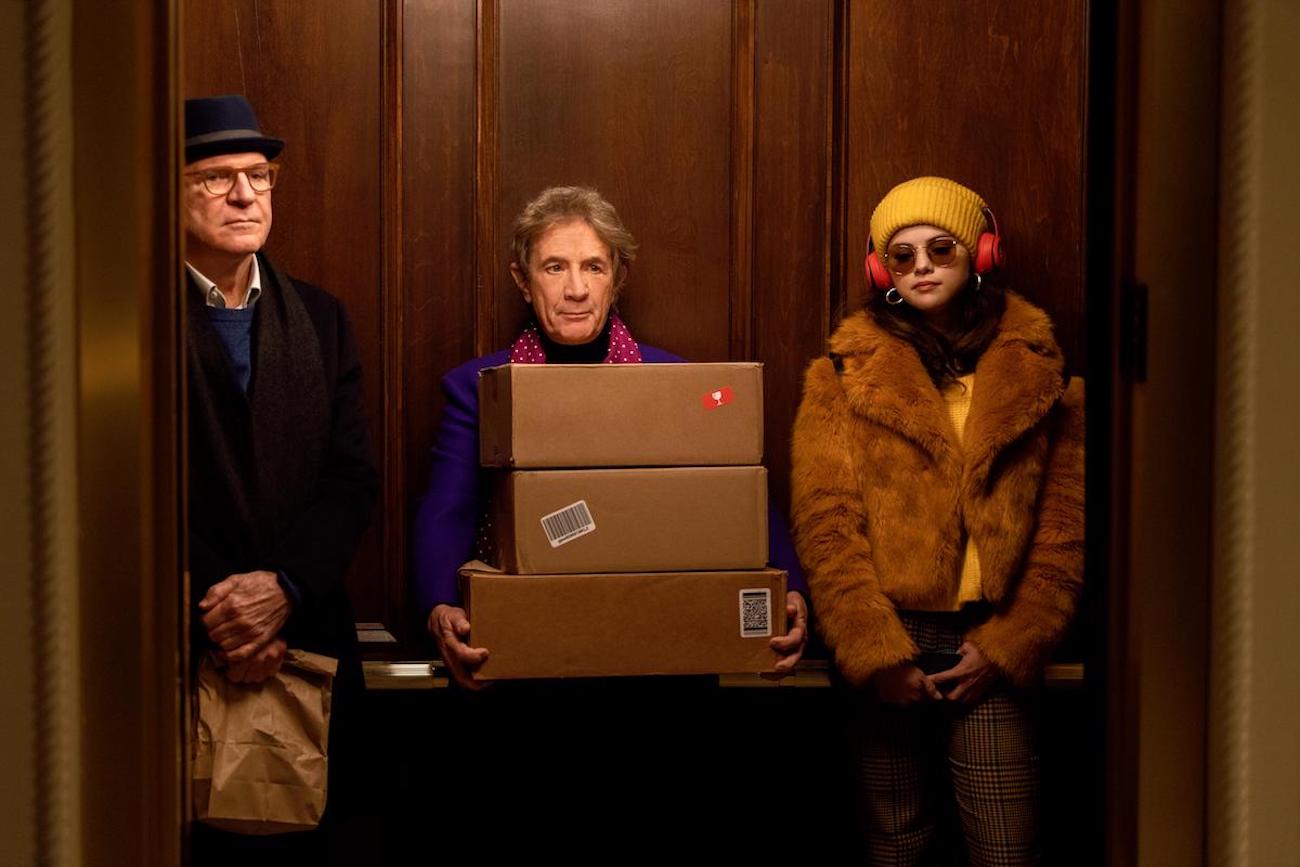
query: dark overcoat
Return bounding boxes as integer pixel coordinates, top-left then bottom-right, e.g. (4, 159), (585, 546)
(187, 251), (378, 848)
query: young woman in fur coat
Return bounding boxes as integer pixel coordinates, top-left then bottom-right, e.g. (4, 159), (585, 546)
(790, 177), (1084, 865)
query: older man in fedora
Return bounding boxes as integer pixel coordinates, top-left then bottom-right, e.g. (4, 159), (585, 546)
(184, 94), (377, 860)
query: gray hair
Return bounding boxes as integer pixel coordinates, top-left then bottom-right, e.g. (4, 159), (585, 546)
(510, 186), (638, 287)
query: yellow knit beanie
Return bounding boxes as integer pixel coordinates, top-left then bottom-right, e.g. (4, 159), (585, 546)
(869, 176), (988, 254)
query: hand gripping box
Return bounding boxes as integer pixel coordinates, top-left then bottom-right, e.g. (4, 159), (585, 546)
(487, 466), (768, 574)
(478, 362), (764, 468)
(460, 562), (788, 679)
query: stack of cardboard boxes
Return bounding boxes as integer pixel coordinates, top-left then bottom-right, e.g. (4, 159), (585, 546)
(460, 362), (787, 680)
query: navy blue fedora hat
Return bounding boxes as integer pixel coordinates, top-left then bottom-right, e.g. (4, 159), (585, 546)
(184, 95), (284, 163)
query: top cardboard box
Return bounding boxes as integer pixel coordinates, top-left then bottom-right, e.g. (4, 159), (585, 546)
(478, 362), (764, 468)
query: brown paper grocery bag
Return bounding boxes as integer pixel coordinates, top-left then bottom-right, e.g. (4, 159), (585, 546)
(192, 649), (338, 834)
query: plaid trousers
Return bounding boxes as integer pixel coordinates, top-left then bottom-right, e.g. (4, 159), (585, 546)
(848, 610), (1041, 867)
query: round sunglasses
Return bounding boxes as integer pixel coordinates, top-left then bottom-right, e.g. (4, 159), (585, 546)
(884, 237), (962, 275)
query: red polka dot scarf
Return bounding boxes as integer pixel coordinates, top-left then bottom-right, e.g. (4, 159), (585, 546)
(507, 313), (643, 364)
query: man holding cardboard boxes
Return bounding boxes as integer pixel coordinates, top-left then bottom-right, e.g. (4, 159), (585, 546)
(412, 185), (808, 687)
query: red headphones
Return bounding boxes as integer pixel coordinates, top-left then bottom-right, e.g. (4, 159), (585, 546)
(865, 206), (1006, 292)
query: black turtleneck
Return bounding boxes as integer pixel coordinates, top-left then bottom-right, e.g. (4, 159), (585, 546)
(536, 315), (613, 363)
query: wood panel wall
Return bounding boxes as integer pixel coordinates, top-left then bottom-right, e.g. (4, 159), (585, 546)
(183, 0), (1088, 650)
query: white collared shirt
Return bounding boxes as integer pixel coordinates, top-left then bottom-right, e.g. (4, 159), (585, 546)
(186, 256), (263, 309)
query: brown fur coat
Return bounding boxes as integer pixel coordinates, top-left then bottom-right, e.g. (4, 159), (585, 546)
(790, 293), (1084, 687)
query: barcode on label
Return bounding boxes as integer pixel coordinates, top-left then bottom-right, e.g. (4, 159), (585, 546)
(540, 499), (596, 548)
(738, 588), (772, 638)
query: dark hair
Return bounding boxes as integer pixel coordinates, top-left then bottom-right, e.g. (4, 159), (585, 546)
(866, 273), (1006, 390)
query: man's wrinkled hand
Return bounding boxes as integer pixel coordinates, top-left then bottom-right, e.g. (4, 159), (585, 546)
(428, 604), (489, 690)
(200, 570), (291, 662)
(222, 637), (288, 684)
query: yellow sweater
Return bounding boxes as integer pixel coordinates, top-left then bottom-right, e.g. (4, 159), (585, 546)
(943, 374), (983, 608)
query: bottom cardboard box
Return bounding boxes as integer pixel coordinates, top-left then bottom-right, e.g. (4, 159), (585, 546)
(460, 562), (787, 680)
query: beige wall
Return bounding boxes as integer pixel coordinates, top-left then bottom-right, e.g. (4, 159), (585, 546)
(1245, 0), (1300, 846)
(1245, 5), (1300, 856)
(1209, 1), (1300, 864)
(4, 0), (84, 863)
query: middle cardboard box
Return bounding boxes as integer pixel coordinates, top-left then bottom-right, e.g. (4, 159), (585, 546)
(487, 465), (769, 574)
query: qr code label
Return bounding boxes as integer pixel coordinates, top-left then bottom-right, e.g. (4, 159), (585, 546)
(540, 499), (596, 548)
(738, 588), (772, 638)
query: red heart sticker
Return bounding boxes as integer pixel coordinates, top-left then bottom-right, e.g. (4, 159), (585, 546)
(701, 387), (734, 410)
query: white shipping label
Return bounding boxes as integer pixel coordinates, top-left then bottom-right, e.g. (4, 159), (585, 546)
(540, 499), (596, 548)
(738, 588), (772, 638)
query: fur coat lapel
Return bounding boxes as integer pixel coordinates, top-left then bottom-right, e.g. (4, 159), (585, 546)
(827, 292), (1065, 481)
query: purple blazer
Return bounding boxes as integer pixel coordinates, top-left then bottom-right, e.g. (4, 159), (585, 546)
(411, 345), (808, 614)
